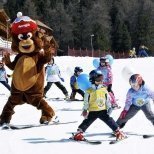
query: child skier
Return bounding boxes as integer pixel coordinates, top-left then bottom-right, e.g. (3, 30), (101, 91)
(116, 74), (154, 128)
(44, 57), (69, 99)
(0, 61), (11, 91)
(97, 57), (119, 109)
(70, 66), (84, 100)
(71, 70), (125, 141)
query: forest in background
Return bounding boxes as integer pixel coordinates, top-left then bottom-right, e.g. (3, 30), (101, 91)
(0, 0), (154, 55)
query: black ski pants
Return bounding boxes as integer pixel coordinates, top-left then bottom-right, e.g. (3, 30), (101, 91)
(78, 110), (119, 132)
(44, 81), (68, 96)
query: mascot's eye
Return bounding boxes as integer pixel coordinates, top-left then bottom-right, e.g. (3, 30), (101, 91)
(27, 32), (32, 39)
(18, 34), (24, 40)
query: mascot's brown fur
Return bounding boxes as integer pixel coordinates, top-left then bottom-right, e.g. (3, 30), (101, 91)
(0, 13), (57, 125)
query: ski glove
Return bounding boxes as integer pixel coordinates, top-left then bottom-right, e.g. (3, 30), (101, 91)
(60, 78), (64, 82)
(120, 110), (127, 119)
(81, 110), (88, 119)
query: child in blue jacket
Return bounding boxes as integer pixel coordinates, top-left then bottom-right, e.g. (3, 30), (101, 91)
(70, 67), (84, 100)
(116, 74), (154, 128)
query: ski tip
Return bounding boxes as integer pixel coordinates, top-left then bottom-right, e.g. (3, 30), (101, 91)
(109, 140), (117, 144)
(89, 140), (102, 145)
(143, 135), (154, 139)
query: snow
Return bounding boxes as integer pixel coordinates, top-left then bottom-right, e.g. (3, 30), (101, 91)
(0, 56), (154, 154)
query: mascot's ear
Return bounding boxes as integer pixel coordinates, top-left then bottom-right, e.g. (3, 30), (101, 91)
(33, 31), (44, 49)
(35, 31), (45, 39)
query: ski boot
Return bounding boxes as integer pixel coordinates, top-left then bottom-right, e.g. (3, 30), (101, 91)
(71, 132), (85, 141)
(114, 129), (126, 141)
(64, 94), (70, 101)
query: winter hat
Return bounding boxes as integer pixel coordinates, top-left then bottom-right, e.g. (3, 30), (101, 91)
(11, 12), (37, 35)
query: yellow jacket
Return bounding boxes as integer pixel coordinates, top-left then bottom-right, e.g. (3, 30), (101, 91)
(83, 84), (111, 111)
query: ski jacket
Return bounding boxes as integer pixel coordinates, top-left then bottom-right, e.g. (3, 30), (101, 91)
(97, 65), (113, 86)
(70, 74), (79, 90)
(0, 68), (7, 82)
(124, 85), (154, 111)
(83, 84), (111, 111)
(45, 64), (61, 82)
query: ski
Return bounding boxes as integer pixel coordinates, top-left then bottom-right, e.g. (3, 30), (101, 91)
(109, 136), (128, 144)
(66, 99), (83, 102)
(143, 135), (154, 139)
(4, 121), (78, 130)
(46, 97), (83, 102)
(46, 97), (65, 101)
(69, 137), (102, 145)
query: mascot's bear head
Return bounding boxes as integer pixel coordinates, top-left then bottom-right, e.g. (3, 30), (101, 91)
(10, 12), (46, 54)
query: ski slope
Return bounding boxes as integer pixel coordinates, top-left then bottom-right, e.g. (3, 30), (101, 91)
(0, 56), (154, 154)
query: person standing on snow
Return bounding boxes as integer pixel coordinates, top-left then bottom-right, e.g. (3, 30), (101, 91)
(44, 57), (69, 99)
(129, 47), (137, 58)
(138, 45), (149, 57)
(70, 66), (84, 100)
(0, 61), (11, 91)
(71, 70), (125, 141)
(116, 74), (154, 128)
(97, 57), (119, 109)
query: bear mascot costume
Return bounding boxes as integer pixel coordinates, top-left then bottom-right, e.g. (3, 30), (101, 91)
(0, 12), (56, 127)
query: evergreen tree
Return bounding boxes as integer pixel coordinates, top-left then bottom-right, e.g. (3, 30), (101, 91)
(22, 0), (38, 19)
(121, 23), (131, 51)
(47, 2), (73, 52)
(133, 1), (153, 50)
(4, 0), (25, 20)
(34, 0), (51, 21)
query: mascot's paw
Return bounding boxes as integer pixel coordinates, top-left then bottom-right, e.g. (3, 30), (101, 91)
(39, 103), (55, 124)
(40, 108), (55, 124)
(39, 116), (52, 124)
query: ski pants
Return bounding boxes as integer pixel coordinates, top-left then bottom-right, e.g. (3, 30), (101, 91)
(107, 84), (114, 95)
(70, 89), (84, 99)
(116, 103), (154, 128)
(78, 110), (119, 132)
(44, 81), (68, 96)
